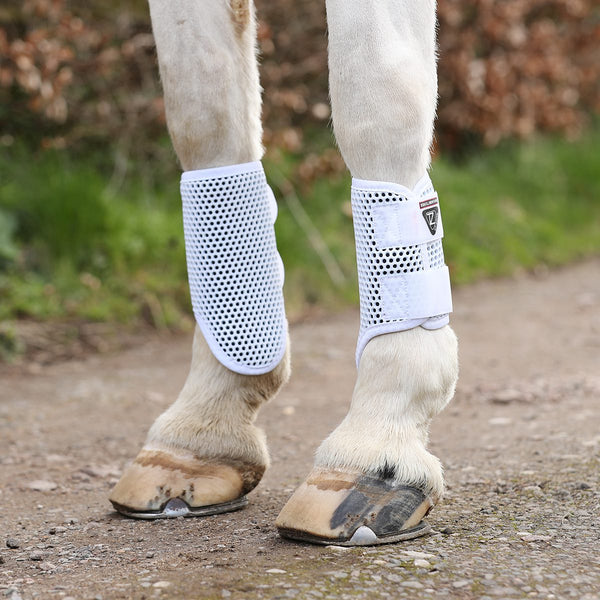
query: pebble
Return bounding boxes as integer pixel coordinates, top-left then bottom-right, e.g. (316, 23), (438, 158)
(517, 532), (552, 542)
(414, 559), (432, 569)
(38, 561), (56, 571)
(152, 581), (171, 589)
(401, 581), (424, 589)
(490, 389), (522, 404)
(50, 526), (67, 534)
(401, 550), (435, 560)
(266, 568), (287, 574)
(29, 551), (44, 561)
(6, 539), (20, 549)
(453, 580), (472, 588)
(27, 480), (58, 492)
(523, 485), (545, 497)
(146, 551), (155, 558)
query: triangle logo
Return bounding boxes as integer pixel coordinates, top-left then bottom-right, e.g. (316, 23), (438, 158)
(422, 206), (439, 235)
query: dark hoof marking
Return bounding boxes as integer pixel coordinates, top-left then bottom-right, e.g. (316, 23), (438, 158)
(331, 475), (430, 537)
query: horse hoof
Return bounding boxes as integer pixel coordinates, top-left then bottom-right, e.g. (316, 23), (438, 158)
(109, 445), (262, 519)
(275, 467), (434, 546)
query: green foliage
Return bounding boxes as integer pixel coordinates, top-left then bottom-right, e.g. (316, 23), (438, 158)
(0, 129), (599, 330)
(0, 146), (189, 326)
(436, 131), (600, 282)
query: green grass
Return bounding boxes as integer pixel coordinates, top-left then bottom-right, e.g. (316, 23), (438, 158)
(1, 129), (599, 334)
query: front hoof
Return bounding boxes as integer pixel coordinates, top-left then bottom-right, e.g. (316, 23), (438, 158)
(275, 468), (434, 546)
(109, 446), (264, 519)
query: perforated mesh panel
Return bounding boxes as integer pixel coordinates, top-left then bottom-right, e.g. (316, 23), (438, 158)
(181, 162), (286, 375)
(352, 174), (451, 365)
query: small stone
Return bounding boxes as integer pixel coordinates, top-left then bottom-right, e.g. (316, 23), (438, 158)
(327, 571), (348, 579)
(414, 559), (432, 569)
(0, 555), (4, 564)
(324, 545), (351, 552)
(48, 526), (67, 535)
(146, 551), (155, 558)
(221, 591), (232, 598)
(439, 526), (454, 535)
(29, 551), (44, 561)
(27, 480), (58, 492)
(517, 532), (552, 542)
(488, 417), (512, 426)
(266, 568), (287, 574)
(490, 389), (522, 404)
(80, 465), (117, 479)
(523, 485), (544, 497)
(401, 581), (424, 589)
(38, 561), (56, 571)
(6, 539), (20, 549)
(453, 580), (471, 588)
(575, 482), (591, 490)
(400, 550), (435, 560)
(153, 581), (171, 589)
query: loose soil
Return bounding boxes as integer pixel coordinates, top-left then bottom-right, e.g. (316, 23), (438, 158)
(1, 260), (599, 599)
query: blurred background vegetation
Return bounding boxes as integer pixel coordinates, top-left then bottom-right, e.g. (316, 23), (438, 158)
(1, 0), (599, 361)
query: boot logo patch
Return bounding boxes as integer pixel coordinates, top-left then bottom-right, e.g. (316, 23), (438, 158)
(420, 197), (439, 236)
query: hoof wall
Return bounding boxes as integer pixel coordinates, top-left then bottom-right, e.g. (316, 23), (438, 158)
(111, 495), (248, 520)
(276, 468), (434, 546)
(109, 446), (261, 519)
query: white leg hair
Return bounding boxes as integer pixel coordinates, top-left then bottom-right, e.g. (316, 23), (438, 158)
(148, 0), (263, 170)
(320, 0), (457, 499)
(110, 0), (290, 515)
(327, 0), (438, 188)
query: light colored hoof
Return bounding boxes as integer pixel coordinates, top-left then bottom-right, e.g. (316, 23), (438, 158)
(109, 445), (264, 519)
(275, 468), (434, 546)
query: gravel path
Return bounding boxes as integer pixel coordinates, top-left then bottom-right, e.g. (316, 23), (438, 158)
(1, 259), (599, 599)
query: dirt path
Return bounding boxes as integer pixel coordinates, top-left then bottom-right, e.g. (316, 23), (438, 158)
(1, 260), (599, 600)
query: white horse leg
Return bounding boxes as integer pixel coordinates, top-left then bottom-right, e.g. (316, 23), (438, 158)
(109, 0), (290, 517)
(276, 0), (458, 544)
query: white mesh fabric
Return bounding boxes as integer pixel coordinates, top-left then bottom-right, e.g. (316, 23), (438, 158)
(352, 173), (452, 367)
(181, 161), (287, 375)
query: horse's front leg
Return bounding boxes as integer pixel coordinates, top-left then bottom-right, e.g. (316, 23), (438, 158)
(276, 0), (458, 545)
(109, 0), (290, 518)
